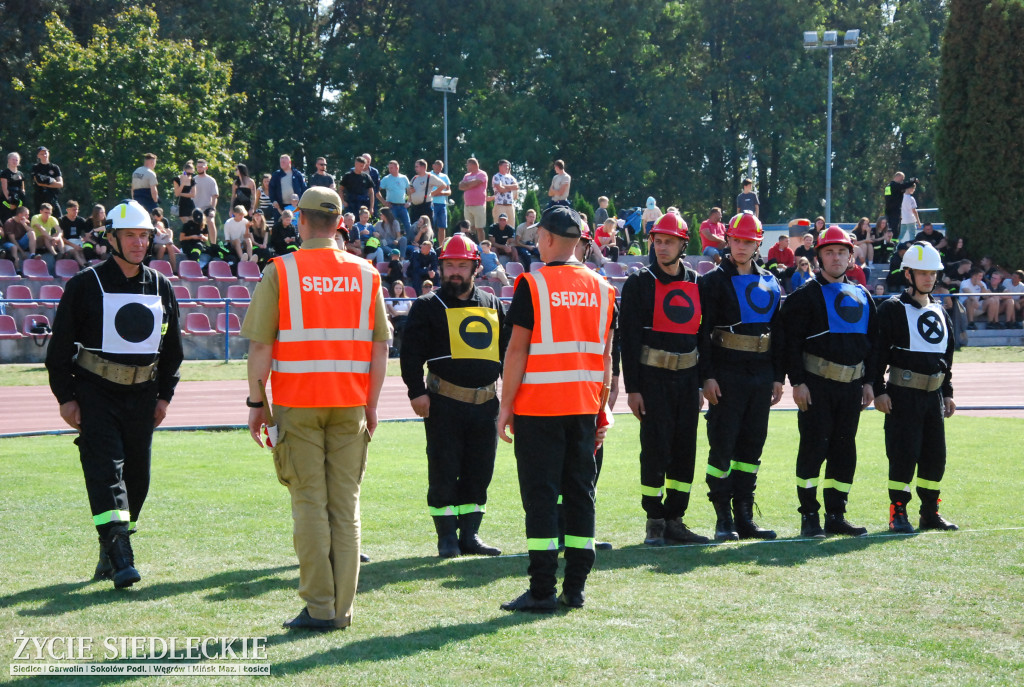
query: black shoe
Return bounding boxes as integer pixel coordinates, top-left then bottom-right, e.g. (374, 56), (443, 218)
(458, 511), (501, 555)
(360, 553), (371, 563)
(283, 607), (337, 631)
(967, 322), (976, 330)
(595, 540), (613, 551)
(103, 525), (141, 589)
(93, 537), (113, 580)
(558, 590), (585, 609)
(664, 517), (711, 544)
(800, 513), (827, 539)
(644, 518), (666, 546)
(712, 501), (738, 541)
(824, 513), (867, 537)
(733, 499), (777, 540)
(500, 590), (557, 613)
(919, 507), (959, 531)
(432, 514), (461, 558)
(889, 503), (915, 534)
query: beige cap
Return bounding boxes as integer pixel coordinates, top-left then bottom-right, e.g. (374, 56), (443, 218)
(297, 186), (342, 215)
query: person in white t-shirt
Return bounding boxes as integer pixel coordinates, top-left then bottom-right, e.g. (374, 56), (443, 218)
(958, 267), (997, 329)
(1006, 270), (1024, 326)
(221, 205), (253, 262)
(899, 183), (920, 244)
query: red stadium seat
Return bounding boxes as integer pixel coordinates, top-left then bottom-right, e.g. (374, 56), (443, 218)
(226, 284), (250, 309)
(150, 259), (177, 281)
(22, 314), (51, 336)
(0, 260), (19, 280)
(529, 261), (545, 272)
(184, 312), (216, 335)
(39, 284), (63, 308)
(22, 258), (52, 281)
(0, 314), (23, 339)
(603, 262), (627, 278)
(55, 260), (80, 280)
(477, 285), (495, 295)
(697, 261), (716, 275)
(215, 312), (242, 334)
(196, 285), (222, 302)
(237, 260), (262, 282)
(173, 285), (196, 308)
(404, 286), (418, 298)
(505, 262), (524, 278)
(207, 260), (236, 283)
(5, 284), (36, 308)
(178, 260), (208, 281)
(501, 286), (514, 298)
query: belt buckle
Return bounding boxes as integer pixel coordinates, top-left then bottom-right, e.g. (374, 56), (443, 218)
(473, 388), (486, 404)
(758, 333), (770, 352)
(901, 369), (913, 382)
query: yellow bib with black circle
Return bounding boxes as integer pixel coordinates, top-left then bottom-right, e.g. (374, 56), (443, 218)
(446, 306), (499, 361)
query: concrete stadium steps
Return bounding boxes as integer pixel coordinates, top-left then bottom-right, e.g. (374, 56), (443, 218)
(965, 326), (1024, 347)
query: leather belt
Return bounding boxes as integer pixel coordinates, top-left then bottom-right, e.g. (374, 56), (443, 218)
(640, 345), (697, 371)
(803, 352), (865, 383)
(76, 349), (158, 386)
(426, 372), (496, 404)
(888, 366), (945, 392)
(712, 329), (771, 353)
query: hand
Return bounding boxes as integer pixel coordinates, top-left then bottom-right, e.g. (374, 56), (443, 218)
(697, 387), (705, 412)
(627, 392), (645, 421)
(771, 382), (784, 406)
(793, 383), (812, 412)
(153, 399), (169, 428)
(59, 400), (81, 431)
(410, 394), (430, 418)
(703, 379), (721, 405)
(365, 406), (378, 438)
(498, 405), (515, 443)
(875, 393), (892, 414)
(861, 384), (875, 410)
(943, 397), (956, 418)
(248, 406), (267, 447)
(608, 377), (619, 410)
(595, 425), (609, 446)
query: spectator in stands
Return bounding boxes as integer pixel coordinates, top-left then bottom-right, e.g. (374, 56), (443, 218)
(248, 209), (271, 267)
(596, 217), (619, 262)
(31, 147), (63, 218)
(979, 255), (998, 283)
(794, 232), (818, 270)
(574, 225), (606, 269)
(407, 240), (439, 294)
(766, 233), (795, 287)
(547, 159), (571, 208)
(1007, 270), (1024, 326)
(699, 207), (727, 257)
(412, 215), (434, 247)
(222, 205), (253, 263)
(340, 212), (358, 253)
(352, 207), (373, 251)
(59, 200), (90, 267)
(150, 207), (180, 271)
(172, 160), (196, 225)
(988, 272), (1017, 329)
(914, 222), (946, 252)
(421, 279), (434, 292)
(408, 159), (439, 225)
(846, 252), (868, 287)
(959, 267), (996, 330)
(31, 203), (64, 258)
(513, 210), (539, 268)
(192, 159), (219, 215)
(487, 213), (516, 263)
(270, 209), (299, 255)
(900, 182), (920, 244)
(594, 196), (610, 226)
(429, 160), (451, 243)
(886, 242), (910, 292)
(478, 240), (510, 286)
(872, 223), (896, 266)
(308, 156), (336, 190)
(384, 249), (405, 289)
(490, 159), (519, 225)
(378, 159), (413, 239)
(179, 208), (211, 261)
(790, 256), (813, 290)
(130, 153), (160, 212)
(374, 206), (405, 258)
(641, 196), (661, 236)
(340, 155), (376, 217)
(851, 217), (873, 264)
(258, 173), (275, 221)
(269, 154), (307, 217)
(362, 153), (382, 200)
(810, 216), (826, 243)
(83, 204), (108, 260)
(736, 178), (759, 217)
(2, 206), (34, 269)
(387, 278), (411, 354)
(458, 158), (488, 241)
(232, 163), (257, 212)
(1, 152), (28, 225)
(946, 236), (969, 264)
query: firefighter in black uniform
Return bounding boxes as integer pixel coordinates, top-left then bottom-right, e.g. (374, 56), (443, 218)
(779, 226), (877, 538)
(401, 234), (506, 557)
(621, 212), (710, 546)
(697, 212), (783, 541)
(46, 199), (183, 588)
(872, 241), (959, 533)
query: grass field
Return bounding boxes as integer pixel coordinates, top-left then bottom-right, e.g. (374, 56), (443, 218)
(1, 413), (1022, 686)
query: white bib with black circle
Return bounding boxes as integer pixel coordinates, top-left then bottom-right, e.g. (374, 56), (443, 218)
(93, 269), (163, 354)
(903, 301), (947, 353)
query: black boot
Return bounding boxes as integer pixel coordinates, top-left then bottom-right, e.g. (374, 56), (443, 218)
(93, 536), (113, 580)
(644, 518), (666, 546)
(458, 511), (501, 556)
(919, 499), (958, 531)
(800, 513), (826, 538)
(824, 512), (867, 537)
(889, 502), (915, 534)
(712, 500), (738, 541)
(664, 517), (710, 544)
(102, 525), (141, 589)
(733, 498), (777, 540)
(432, 515), (461, 558)
(500, 589), (557, 612)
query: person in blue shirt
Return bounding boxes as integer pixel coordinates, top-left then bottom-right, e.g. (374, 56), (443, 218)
(478, 240), (510, 286)
(377, 160), (412, 239)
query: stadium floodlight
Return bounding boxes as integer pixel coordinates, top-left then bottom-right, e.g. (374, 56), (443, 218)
(431, 75), (458, 173)
(843, 29), (860, 48)
(823, 30), (838, 47)
(803, 31), (820, 49)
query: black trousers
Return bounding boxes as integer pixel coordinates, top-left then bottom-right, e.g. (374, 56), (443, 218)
(639, 366), (700, 519)
(514, 414), (597, 598)
(796, 374), (863, 514)
(74, 377), (158, 534)
(885, 386), (947, 511)
(423, 393), (498, 514)
(705, 363), (773, 503)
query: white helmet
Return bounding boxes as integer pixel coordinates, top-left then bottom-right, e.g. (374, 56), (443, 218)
(901, 241), (943, 271)
(108, 200), (155, 232)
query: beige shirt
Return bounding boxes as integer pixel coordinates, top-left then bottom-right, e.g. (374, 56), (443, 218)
(131, 166), (157, 191)
(550, 172), (571, 201)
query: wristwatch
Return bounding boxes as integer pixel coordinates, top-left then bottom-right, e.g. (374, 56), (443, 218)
(246, 397), (264, 408)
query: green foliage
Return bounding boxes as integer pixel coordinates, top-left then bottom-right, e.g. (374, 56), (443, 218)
(605, 196), (617, 219)
(573, 192), (595, 223)
(937, 0), (1024, 267)
(520, 189), (541, 219)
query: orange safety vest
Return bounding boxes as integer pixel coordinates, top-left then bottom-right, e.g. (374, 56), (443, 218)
(271, 247), (380, 408)
(514, 263), (615, 416)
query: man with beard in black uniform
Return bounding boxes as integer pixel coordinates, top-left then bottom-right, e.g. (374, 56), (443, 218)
(401, 234), (506, 557)
(780, 226), (877, 538)
(872, 242), (958, 533)
(698, 212), (783, 541)
(621, 212), (710, 546)
(46, 200), (183, 588)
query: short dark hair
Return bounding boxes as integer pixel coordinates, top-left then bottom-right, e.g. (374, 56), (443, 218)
(457, 220), (471, 231)
(553, 159), (565, 171)
(742, 178), (753, 187)
(969, 267), (984, 276)
(355, 156), (367, 164)
(143, 153), (157, 161)
(66, 200), (79, 209)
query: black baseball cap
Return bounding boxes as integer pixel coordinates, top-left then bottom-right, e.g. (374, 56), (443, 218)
(535, 205), (582, 238)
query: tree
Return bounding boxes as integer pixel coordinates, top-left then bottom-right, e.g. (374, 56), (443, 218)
(23, 8), (244, 209)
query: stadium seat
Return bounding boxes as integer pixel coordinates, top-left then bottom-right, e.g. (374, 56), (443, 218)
(54, 260), (80, 280)
(477, 285), (495, 295)
(0, 314), (23, 339)
(176, 286), (200, 310)
(404, 286), (418, 298)
(380, 285), (390, 298)
(22, 258), (52, 281)
(237, 260), (262, 282)
(22, 314), (51, 336)
(196, 285), (222, 303)
(39, 284), (63, 308)
(178, 260), (208, 281)
(505, 262), (524, 278)
(603, 262), (627, 278)
(376, 262), (389, 275)
(697, 261), (716, 275)
(184, 312), (216, 335)
(150, 259), (177, 281)
(215, 312), (242, 334)
(226, 284), (251, 309)
(5, 284), (36, 308)
(584, 261), (597, 271)
(207, 260), (236, 283)
(0, 260), (19, 280)
(501, 285), (514, 298)
(529, 261), (545, 272)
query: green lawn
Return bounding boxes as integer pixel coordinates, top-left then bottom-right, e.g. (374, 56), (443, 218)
(1, 414), (1022, 685)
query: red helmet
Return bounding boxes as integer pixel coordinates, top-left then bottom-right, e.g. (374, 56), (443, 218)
(816, 225), (855, 252)
(580, 222), (592, 241)
(439, 235), (479, 262)
(649, 212), (690, 241)
(726, 212), (763, 241)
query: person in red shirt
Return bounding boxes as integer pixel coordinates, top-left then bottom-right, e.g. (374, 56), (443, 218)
(699, 207), (727, 257)
(766, 234), (795, 288)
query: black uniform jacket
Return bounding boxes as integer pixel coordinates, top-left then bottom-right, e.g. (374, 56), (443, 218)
(870, 290), (954, 398)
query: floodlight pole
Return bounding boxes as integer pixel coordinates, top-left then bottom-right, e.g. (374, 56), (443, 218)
(443, 90), (449, 175)
(826, 48), (834, 226)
